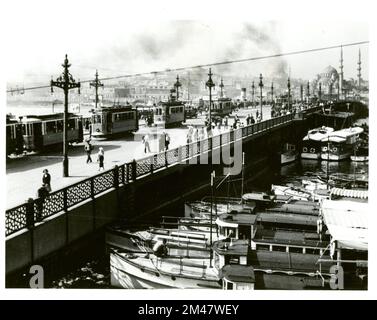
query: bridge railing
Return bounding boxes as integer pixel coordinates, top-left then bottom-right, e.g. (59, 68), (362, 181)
(6, 107), (317, 236)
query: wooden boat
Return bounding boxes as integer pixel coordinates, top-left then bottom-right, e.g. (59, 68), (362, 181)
(281, 143), (298, 165)
(271, 184), (329, 201)
(108, 202), (367, 289)
(350, 144), (368, 162)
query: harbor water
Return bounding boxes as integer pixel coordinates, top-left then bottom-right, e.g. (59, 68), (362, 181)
(48, 157), (368, 289)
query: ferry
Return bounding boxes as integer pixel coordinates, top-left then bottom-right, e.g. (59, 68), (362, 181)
(301, 126), (334, 159)
(320, 127), (364, 161)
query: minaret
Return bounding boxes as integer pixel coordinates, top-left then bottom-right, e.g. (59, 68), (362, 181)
(357, 48), (362, 89)
(339, 45), (344, 99)
(219, 78), (224, 98)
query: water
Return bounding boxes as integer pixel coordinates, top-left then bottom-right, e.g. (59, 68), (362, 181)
(49, 156), (368, 289)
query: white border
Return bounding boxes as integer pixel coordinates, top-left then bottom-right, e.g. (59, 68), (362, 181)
(0, 0), (376, 300)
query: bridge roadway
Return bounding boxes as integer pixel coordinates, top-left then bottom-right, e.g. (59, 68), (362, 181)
(6, 106), (273, 208)
(6, 106), (321, 280)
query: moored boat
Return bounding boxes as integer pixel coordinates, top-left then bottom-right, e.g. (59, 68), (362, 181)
(281, 143), (298, 165)
(321, 127), (363, 161)
(301, 126), (334, 159)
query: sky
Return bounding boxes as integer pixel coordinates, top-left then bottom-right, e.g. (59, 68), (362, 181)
(1, 1), (371, 87)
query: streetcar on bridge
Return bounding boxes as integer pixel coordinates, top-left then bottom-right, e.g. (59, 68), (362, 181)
(90, 104), (138, 139)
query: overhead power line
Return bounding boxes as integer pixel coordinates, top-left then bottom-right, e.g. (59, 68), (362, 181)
(7, 41), (369, 94)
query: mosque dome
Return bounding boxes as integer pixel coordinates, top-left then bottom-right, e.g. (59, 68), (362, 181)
(318, 65), (339, 83)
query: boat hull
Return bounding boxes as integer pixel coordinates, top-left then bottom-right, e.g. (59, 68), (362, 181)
(110, 252), (220, 289)
(281, 153), (298, 165)
(321, 153), (350, 161)
(301, 152), (321, 160)
(350, 155), (368, 162)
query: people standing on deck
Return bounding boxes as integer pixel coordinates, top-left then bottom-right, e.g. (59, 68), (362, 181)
(153, 238), (168, 258)
(250, 115), (255, 124)
(84, 139), (93, 163)
(97, 147), (105, 171)
(42, 169), (51, 192)
(36, 183), (49, 221)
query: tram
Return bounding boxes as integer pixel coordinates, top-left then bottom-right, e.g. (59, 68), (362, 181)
(20, 113), (83, 152)
(90, 105), (138, 139)
(207, 97), (233, 118)
(6, 115), (23, 155)
(153, 91), (185, 128)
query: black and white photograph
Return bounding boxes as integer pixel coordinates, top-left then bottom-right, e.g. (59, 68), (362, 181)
(1, 0), (375, 299)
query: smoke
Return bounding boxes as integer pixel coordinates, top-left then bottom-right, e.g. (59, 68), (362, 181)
(92, 21), (288, 80)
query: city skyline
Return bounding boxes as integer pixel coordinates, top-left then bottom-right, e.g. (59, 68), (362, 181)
(4, 20), (369, 88)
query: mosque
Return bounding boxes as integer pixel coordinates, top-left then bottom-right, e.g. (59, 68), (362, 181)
(310, 47), (367, 101)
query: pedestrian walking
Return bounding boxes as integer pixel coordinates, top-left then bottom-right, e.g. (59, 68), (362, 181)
(42, 169), (51, 192)
(36, 183), (49, 221)
(193, 128), (198, 142)
(159, 133), (165, 152)
(143, 135), (151, 153)
(84, 139), (93, 163)
(246, 114), (251, 125)
(97, 147), (105, 171)
(164, 132), (170, 150)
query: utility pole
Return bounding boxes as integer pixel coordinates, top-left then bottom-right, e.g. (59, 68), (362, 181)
(174, 75), (182, 100)
(259, 74), (264, 120)
(51, 54), (80, 177)
(206, 68), (215, 125)
(90, 70), (104, 109)
(300, 84), (303, 104)
(306, 81), (310, 105)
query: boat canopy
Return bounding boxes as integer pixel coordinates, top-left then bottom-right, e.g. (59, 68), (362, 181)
(330, 188), (368, 200)
(220, 265), (255, 283)
(321, 199), (368, 251)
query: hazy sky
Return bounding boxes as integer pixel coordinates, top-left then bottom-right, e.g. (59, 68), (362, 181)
(2, 1), (370, 86)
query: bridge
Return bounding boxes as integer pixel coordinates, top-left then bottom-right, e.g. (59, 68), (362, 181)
(5, 105), (335, 282)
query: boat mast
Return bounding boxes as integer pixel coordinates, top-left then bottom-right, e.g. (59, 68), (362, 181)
(210, 171), (215, 268)
(241, 152), (245, 204)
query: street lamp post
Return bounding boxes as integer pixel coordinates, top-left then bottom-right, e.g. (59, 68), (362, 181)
(319, 82), (322, 103)
(271, 82), (274, 105)
(51, 54), (81, 177)
(206, 68), (215, 125)
(90, 70), (104, 109)
(251, 81), (255, 108)
(174, 75), (182, 100)
(287, 77), (291, 112)
(259, 74), (263, 120)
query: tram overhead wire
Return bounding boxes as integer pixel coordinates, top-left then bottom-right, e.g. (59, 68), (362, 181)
(6, 41), (369, 94)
